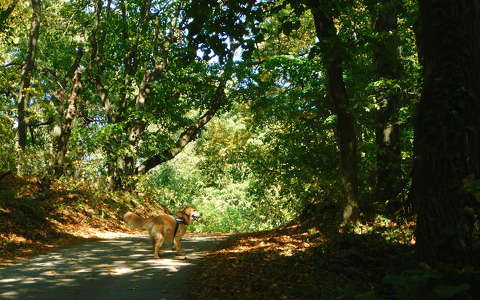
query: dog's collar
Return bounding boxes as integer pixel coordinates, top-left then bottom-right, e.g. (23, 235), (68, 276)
(172, 215), (186, 237)
(173, 216), (186, 224)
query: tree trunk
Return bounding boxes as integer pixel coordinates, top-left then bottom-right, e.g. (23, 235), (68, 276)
(17, 0), (41, 150)
(368, 0), (403, 214)
(108, 64), (162, 190)
(310, 4), (360, 224)
(413, 0), (480, 266)
(52, 71), (82, 177)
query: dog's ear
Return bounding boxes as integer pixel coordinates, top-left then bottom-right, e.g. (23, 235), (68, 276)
(176, 207), (189, 218)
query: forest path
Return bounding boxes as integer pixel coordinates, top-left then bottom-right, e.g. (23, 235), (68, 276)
(0, 232), (229, 300)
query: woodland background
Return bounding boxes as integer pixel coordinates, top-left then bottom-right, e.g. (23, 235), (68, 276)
(1, 0), (480, 298)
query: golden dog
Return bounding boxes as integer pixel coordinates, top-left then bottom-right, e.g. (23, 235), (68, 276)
(123, 206), (201, 258)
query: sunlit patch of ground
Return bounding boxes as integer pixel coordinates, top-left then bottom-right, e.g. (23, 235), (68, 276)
(0, 210), (142, 267)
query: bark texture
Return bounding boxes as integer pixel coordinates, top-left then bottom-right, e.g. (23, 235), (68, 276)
(413, 0), (480, 265)
(17, 0), (41, 150)
(52, 71), (83, 176)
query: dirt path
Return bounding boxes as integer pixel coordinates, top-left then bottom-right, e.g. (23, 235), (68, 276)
(0, 232), (229, 300)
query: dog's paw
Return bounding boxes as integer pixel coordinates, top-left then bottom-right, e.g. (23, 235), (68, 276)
(175, 249), (186, 256)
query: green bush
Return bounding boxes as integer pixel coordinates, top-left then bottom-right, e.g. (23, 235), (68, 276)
(136, 143), (296, 232)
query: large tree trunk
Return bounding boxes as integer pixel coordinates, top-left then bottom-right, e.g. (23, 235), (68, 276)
(368, 0), (403, 213)
(17, 0), (41, 150)
(413, 0), (480, 266)
(310, 4), (360, 224)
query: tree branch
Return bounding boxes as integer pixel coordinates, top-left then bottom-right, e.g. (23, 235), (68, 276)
(133, 44), (237, 175)
(134, 76), (228, 175)
(89, 0), (112, 119)
(0, 0), (19, 32)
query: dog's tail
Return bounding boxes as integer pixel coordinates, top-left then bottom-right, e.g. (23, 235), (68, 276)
(123, 212), (147, 230)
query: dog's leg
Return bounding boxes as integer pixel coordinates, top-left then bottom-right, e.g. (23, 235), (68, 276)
(172, 236), (179, 250)
(173, 237), (185, 255)
(153, 236), (164, 258)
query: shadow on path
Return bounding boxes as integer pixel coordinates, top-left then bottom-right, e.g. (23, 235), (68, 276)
(0, 233), (228, 300)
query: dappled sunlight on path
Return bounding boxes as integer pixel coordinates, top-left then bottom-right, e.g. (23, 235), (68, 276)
(0, 233), (228, 300)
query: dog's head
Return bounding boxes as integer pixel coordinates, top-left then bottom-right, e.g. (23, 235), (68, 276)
(179, 206), (201, 224)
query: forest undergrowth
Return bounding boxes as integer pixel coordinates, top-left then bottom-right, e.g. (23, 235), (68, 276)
(188, 214), (419, 300)
(188, 216), (480, 300)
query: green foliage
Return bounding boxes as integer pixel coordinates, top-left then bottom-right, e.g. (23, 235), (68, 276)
(137, 139), (297, 232)
(138, 157), (203, 208)
(186, 0), (267, 59)
(0, 113), (15, 171)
